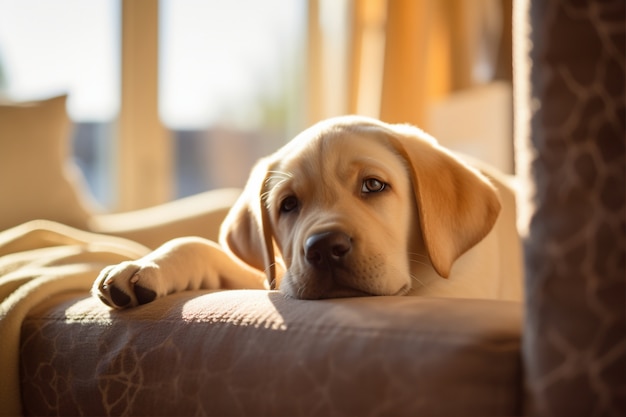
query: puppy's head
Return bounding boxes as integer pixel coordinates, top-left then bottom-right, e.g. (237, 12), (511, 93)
(219, 116), (500, 299)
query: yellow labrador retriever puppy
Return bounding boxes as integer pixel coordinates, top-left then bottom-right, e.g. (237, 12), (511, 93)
(94, 116), (522, 308)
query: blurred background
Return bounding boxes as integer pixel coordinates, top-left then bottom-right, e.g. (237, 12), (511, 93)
(0, 0), (513, 212)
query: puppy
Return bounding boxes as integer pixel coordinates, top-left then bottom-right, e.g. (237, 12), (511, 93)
(94, 116), (522, 308)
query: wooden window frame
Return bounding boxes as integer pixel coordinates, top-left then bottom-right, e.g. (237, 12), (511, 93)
(117, 0), (172, 210)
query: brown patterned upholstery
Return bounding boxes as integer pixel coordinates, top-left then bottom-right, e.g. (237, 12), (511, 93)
(515, 0), (626, 415)
(21, 291), (522, 416)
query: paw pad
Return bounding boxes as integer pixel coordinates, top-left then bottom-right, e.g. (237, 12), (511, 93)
(135, 285), (157, 305)
(109, 285), (131, 308)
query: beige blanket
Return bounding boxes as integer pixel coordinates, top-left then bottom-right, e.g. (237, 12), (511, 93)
(0, 220), (149, 416)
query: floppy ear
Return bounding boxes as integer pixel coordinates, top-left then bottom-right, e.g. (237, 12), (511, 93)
(219, 158), (277, 286)
(385, 124), (501, 278)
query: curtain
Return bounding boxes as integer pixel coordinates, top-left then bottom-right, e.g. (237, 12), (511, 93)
(307, 0), (512, 129)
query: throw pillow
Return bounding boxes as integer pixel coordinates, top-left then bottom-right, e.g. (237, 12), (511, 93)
(0, 95), (95, 231)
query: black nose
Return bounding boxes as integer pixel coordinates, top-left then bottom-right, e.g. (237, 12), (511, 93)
(305, 231), (352, 268)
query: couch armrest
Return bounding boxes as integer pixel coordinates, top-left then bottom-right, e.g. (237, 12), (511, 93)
(22, 290), (523, 416)
(89, 188), (241, 249)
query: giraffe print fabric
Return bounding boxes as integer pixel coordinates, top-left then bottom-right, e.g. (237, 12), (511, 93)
(516, 0), (626, 415)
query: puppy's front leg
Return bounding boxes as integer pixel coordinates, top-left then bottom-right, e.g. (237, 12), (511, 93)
(93, 237), (267, 309)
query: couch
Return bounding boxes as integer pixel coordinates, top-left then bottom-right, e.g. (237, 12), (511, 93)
(1, 0), (624, 416)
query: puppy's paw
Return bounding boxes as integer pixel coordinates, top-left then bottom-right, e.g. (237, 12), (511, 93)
(93, 261), (166, 309)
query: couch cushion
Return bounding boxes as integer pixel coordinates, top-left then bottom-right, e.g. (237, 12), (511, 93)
(0, 95), (94, 231)
(21, 290), (522, 416)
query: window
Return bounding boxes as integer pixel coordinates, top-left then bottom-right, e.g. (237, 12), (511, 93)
(0, 0), (120, 207)
(0, 0), (307, 208)
(159, 0), (307, 197)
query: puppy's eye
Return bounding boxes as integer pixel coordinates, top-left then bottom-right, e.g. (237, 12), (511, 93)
(279, 196), (299, 213)
(361, 178), (387, 194)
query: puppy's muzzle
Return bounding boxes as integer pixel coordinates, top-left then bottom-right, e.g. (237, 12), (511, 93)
(305, 231), (352, 269)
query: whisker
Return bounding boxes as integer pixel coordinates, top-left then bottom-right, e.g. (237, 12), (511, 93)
(408, 258), (430, 268)
(296, 277), (308, 299)
(406, 251), (431, 269)
(406, 251), (429, 261)
(266, 170), (293, 178)
(265, 171), (292, 188)
(263, 262), (282, 289)
(262, 171), (293, 206)
(409, 273), (426, 288)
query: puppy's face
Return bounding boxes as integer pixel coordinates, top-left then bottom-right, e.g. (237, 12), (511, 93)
(265, 131), (418, 299)
(220, 116), (500, 300)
